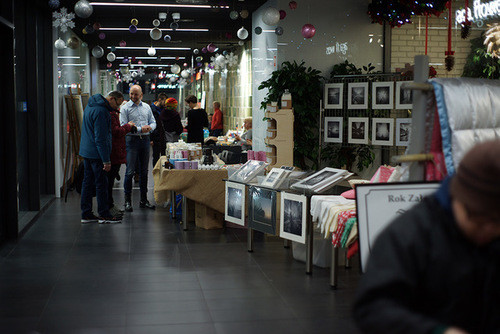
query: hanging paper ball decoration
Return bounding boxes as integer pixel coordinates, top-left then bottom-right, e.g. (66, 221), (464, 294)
(110, 46), (116, 52)
(262, 7), (280, 25)
(181, 69), (189, 78)
(98, 32), (106, 40)
(169, 76), (177, 83)
(279, 10), (286, 20)
(107, 62), (112, 68)
(74, 0), (93, 19)
(93, 22), (101, 31)
(91, 45), (104, 58)
(81, 42), (88, 48)
(131, 18), (138, 26)
(164, 34), (171, 42)
(82, 27), (88, 34)
(84, 24), (94, 34)
(131, 71), (138, 78)
(129, 25), (137, 33)
(67, 36), (80, 49)
(147, 47), (156, 56)
(54, 37), (66, 49)
(170, 22), (179, 31)
(157, 56), (162, 62)
(183, 62), (188, 67)
(222, 50), (228, 56)
(119, 40), (126, 47)
(240, 10), (249, 19)
(107, 52), (116, 62)
(202, 47), (208, 53)
(196, 56), (203, 62)
(193, 49), (199, 55)
(229, 10), (239, 20)
(238, 40), (244, 46)
(197, 62), (202, 67)
(289, 1), (297, 9)
(255, 26), (262, 35)
(171, 64), (181, 74)
(48, 0), (60, 9)
(207, 43), (217, 53)
(131, 56), (136, 62)
(275, 26), (284, 36)
(138, 60), (143, 65)
(301, 24), (316, 38)
(150, 28), (162, 40)
(237, 26), (249, 40)
(122, 57), (129, 64)
(216, 54), (226, 66)
(152, 19), (160, 27)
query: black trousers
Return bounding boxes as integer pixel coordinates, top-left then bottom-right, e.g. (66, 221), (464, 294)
(106, 164), (121, 208)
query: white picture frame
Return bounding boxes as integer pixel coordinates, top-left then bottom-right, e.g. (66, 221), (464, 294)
(395, 81), (413, 109)
(261, 168), (288, 188)
(225, 181), (246, 226)
(355, 182), (440, 272)
(324, 83), (343, 109)
(291, 167), (351, 192)
(280, 192), (307, 244)
(348, 82), (368, 109)
(229, 159), (268, 183)
(324, 117), (343, 143)
(396, 118), (412, 146)
(348, 117), (369, 144)
(371, 118), (394, 146)
(372, 82), (394, 109)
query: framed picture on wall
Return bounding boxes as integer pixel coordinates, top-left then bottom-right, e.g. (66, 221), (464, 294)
(248, 186), (277, 235)
(396, 118), (412, 146)
(324, 83), (343, 109)
(371, 118), (394, 146)
(280, 192), (307, 244)
(372, 82), (394, 109)
(225, 181), (246, 226)
(324, 117), (343, 143)
(348, 82), (368, 109)
(348, 117), (369, 144)
(395, 81), (413, 109)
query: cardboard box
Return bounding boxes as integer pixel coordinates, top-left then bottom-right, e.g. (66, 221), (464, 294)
(195, 202), (224, 229)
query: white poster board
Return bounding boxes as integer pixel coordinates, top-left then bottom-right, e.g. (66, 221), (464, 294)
(355, 182), (440, 272)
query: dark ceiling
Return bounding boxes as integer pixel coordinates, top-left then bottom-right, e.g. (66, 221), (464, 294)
(60, 0), (268, 71)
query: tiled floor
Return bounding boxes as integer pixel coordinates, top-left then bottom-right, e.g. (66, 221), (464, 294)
(0, 183), (361, 334)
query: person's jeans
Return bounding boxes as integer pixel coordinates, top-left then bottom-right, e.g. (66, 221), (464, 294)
(81, 158), (111, 218)
(124, 135), (150, 196)
(107, 164), (121, 208)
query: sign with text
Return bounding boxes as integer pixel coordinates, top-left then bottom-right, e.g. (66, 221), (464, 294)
(356, 182), (440, 272)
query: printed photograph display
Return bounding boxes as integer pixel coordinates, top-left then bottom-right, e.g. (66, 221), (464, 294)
(324, 117), (343, 143)
(396, 118), (412, 146)
(248, 186), (277, 235)
(225, 181), (246, 226)
(395, 81), (413, 109)
(291, 167), (352, 193)
(229, 160), (268, 183)
(371, 118), (394, 146)
(348, 82), (368, 109)
(348, 117), (369, 144)
(324, 83), (343, 109)
(372, 82), (394, 109)
(261, 168), (288, 188)
(280, 192), (307, 244)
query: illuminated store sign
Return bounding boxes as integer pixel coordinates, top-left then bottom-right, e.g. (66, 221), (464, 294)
(456, 0), (500, 24)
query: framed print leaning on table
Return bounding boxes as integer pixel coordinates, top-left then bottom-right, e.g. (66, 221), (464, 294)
(248, 186), (277, 235)
(225, 181), (246, 226)
(280, 192), (307, 244)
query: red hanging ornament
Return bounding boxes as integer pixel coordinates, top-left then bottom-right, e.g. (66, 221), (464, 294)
(445, 0), (455, 71)
(461, 0), (472, 39)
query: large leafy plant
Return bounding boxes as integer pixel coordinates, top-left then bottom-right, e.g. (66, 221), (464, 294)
(258, 61), (322, 170)
(462, 33), (500, 79)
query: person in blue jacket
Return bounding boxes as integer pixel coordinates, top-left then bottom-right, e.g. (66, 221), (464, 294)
(79, 91), (124, 224)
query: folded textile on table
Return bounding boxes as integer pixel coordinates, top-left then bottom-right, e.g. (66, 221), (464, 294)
(332, 210), (356, 247)
(340, 217), (357, 248)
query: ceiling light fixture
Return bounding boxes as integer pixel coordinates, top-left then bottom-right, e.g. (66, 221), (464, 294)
(89, 2), (229, 9)
(116, 56), (186, 60)
(99, 27), (209, 32)
(107, 46), (191, 51)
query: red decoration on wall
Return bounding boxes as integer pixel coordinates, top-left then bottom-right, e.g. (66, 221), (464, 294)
(445, 0), (455, 71)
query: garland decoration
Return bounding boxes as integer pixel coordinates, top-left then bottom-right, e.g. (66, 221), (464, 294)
(368, 0), (448, 28)
(461, 0), (472, 39)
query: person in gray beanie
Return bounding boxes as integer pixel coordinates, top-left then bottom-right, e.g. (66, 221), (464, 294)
(353, 140), (500, 334)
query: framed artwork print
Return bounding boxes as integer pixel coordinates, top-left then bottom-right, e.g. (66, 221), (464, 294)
(348, 82), (368, 109)
(372, 82), (394, 109)
(225, 181), (246, 226)
(371, 118), (394, 146)
(324, 83), (343, 109)
(396, 118), (412, 146)
(348, 117), (369, 144)
(229, 160), (268, 183)
(261, 168), (288, 189)
(395, 81), (413, 109)
(248, 186), (277, 235)
(324, 117), (343, 143)
(280, 192), (307, 244)
(291, 167), (351, 193)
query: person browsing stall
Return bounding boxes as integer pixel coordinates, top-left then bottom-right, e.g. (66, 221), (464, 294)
(233, 117), (252, 151)
(185, 95), (208, 144)
(79, 91), (124, 224)
(150, 93), (167, 168)
(353, 140), (500, 334)
(210, 101), (223, 137)
(120, 84), (156, 212)
(160, 97), (184, 143)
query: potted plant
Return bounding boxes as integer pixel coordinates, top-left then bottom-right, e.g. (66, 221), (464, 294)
(258, 61), (322, 170)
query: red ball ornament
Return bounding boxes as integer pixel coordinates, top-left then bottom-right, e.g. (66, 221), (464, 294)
(279, 10), (287, 19)
(301, 24), (316, 38)
(289, 1), (297, 9)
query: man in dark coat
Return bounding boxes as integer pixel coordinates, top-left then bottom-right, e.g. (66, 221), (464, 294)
(79, 91), (124, 224)
(150, 93), (167, 168)
(185, 95), (208, 144)
(353, 140), (500, 334)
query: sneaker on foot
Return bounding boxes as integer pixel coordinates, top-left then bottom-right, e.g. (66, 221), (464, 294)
(109, 206), (124, 217)
(81, 213), (99, 224)
(98, 215), (122, 224)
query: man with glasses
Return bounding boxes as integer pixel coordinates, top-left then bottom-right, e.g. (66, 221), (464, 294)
(79, 91), (124, 224)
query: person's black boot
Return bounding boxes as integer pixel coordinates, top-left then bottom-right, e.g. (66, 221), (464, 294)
(139, 193), (155, 210)
(124, 193), (133, 212)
